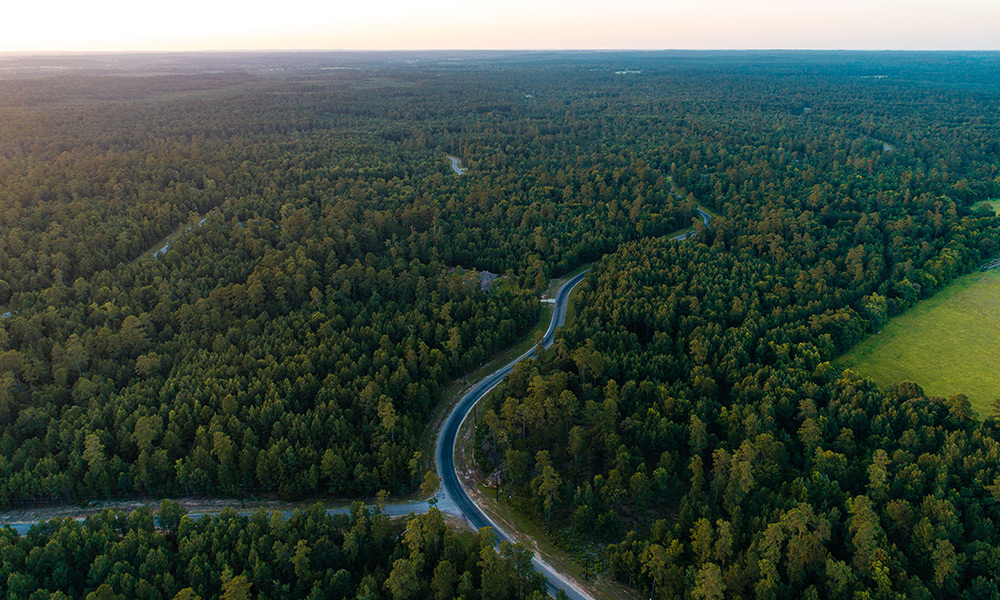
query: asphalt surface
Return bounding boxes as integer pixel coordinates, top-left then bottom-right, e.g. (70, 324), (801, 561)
(435, 269), (592, 599)
(447, 155), (467, 175)
(3, 500), (447, 537)
(430, 207), (712, 599)
(675, 207), (712, 240)
(3, 207), (712, 599)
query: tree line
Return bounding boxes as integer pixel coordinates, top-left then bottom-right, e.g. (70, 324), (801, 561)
(0, 502), (546, 600)
(473, 52), (1000, 599)
(0, 57), (697, 506)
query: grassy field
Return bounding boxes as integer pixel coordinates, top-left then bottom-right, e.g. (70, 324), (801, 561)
(973, 198), (1000, 214)
(837, 268), (1000, 415)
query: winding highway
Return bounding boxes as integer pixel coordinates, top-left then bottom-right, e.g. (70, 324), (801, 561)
(2, 206), (712, 599)
(431, 206), (711, 599)
(435, 269), (592, 599)
(447, 155), (467, 175)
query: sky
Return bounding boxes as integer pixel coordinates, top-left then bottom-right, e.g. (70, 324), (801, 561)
(1, 0), (998, 52)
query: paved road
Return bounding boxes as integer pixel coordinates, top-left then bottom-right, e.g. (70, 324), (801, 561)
(2, 500), (452, 537)
(3, 206), (712, 598)
(0, 273), (593, 599)
(432, 206), (712, 599)
(2, 271), (593, 596)
(447, 155), (467, 175)
(435, 269), (591, 599)
(674, 207), (711, 240)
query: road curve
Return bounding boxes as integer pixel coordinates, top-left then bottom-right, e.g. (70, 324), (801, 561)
(434, 206), (711, 599)
(675, 207), (712, 240)
(447, 155), (467, 175)
(435, 269), (592, 599)
(3, 207), (712, 598)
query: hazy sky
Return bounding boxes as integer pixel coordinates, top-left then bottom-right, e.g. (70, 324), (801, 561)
(2, 0), (998, 52)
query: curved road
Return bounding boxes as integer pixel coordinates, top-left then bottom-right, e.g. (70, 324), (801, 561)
(447, 155), (467, 175)
(433, 206), (711, 599)
(436, 269), (591, 599)
(3, 207), (712, 599)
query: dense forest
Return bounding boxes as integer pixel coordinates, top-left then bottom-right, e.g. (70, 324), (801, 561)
(0, 53), (696, 504)
(3, 51), (1000, 599)
(470, 53), (1000, 597)
(0, 502), (546, 600)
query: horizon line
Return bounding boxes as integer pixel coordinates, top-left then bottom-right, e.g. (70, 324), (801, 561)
(3, 48), (1000, 56)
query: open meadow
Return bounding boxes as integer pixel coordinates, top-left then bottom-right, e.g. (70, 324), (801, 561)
(974, 198), (1000, 214)
(838, 268), (1000, 415)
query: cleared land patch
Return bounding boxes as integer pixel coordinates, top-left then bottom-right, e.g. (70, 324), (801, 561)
(974, 198), (1000, 215)
(837, 268), (1000, 415)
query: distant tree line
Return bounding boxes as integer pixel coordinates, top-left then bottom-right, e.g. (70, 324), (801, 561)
(0, 62), (696, 506)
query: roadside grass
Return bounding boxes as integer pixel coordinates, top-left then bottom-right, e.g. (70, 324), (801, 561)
(472, 483), (641, 600)
(664, 223), (693, 240)
(660, 218), (704, 243)
(1, 494), (399, 525)
(543, 263), (592, 300)
(837, 268), (1000, 416)
(546, 263), (595, 332)
(133, 226), (184, 263)
(697, 203), (722, 219)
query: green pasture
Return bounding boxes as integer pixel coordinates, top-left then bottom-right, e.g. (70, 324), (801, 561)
(973, 198), (1000, 215)
(837, 268), (1000, 416)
